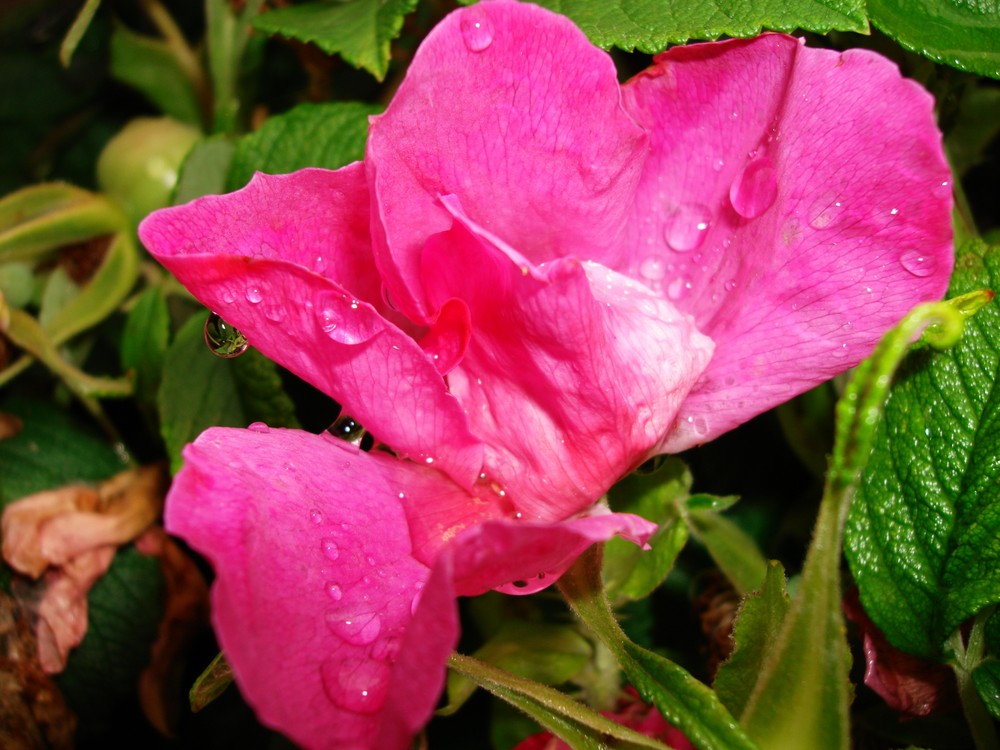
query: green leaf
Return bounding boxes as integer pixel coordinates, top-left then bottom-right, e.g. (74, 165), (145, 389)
(846, 239), (1000, 659)
(173, 137), (236, 205)
(605, 459), (691, 603)
(206, 0), (266, 133)
(190, 651), (234, 712)
(687, 506), (768, 595)
(740, 299), (966, 750)
(251, 0), (417, 81)
(868, 0), (1000, 79)
(447, 653), (671, 750)
(0, 398), (125, 507)
(443, 621), (591, 714)
(226, 101), (380, 191)
(973, 659), (1000, 721)
(714, 562), (791, 718)
(109, 22), (202, 126)
(493, 0), (866, 53)
(158, 313), (300, 472)
(56, 546), (165, 739)
(121, 286), (170, 414)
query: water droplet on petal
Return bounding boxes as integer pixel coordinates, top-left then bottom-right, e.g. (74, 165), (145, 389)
(326, 582), (342, 601)
(724, 279), (737, 292)
(730, 157), (778, 219)
(666, 276), (692, 301)
(639, 255), (667, 282)
(245, 287), (263, 304)
(321, 657), (390, 714)
(328, 415), (366, 445)
(664, 203), (712, 252)
(313, 255), (327, 273)
(712, 158), (725, 172)
(203, 313), (249, 358)
(899, 250), (934, 277)
(690, 416), (709, 436)
(326, 611), (382, 646)
(321, 538), (340, 561)
(832, 343), (849, 358)
(807, 192), (844, 230)
(371, 635), (401, 662)
(933, 180), (951, 198)
(247, 422), (269, 433)
(310, 509), (324, 525)
(460, 13), (494, 52)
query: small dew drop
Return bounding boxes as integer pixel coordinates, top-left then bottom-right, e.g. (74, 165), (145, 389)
(890, 207), (899, 216)
(691, 416), (709, 436)
(639, 255), (667, 282)
(310, 509), (324, 525)
(724, 279), (737, 292)
(313, 255), (327, 273)
(245, 287), (263, 304)
(712, 157), (725, 172)
(807, 192), (844, 230)
(321, 538), (340, 561)
(460, 14), (494, 52)
(666, 276), (692, 301)
(730, 157), (778, 219)
(247, 422), (269, 433)
(664, 203), (712, 252)
(326, 582), (343, 601)
(832, 343), (849, 358)
(899, 250), (934, 277)
(328, 415), (366, 445)
(424, 456), (435, 465)
(203, 313), (249, 358)
(325, 612), (383, 646)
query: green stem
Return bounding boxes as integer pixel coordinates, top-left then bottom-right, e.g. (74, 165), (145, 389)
(951, 613), (1000, 750)
(142, 0), (211, 127)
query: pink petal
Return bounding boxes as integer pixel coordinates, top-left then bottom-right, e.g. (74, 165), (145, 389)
(420, 209), (713, 520)
(165, 427), (461, 750)
(139, 168), (484, 489)
(620, 35), (952, 450)
(447, 507), (657, 597)
(366, 0), (646, 320)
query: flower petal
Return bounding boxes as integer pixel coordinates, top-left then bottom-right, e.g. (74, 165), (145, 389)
(620, 35), (952, 450)
(366, 0), (646, 319)
(447, 507), (657, 597)
(422, 208), (713, 520)
(139, 168), (483, 488)
(165, 427), (460, 750)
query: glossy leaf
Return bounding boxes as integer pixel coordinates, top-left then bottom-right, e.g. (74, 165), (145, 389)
(173, 137), (236, 205)
(465, 0), (867, 53)
(121, 286), (169, 415)
(868, 0), (1000, 79)
(251, 0), (417, 81)
(206, 0), (265, 133)
(687, 505), (768, 596)
(845, 239), (1000, 659)
(226, 101), (379, 191)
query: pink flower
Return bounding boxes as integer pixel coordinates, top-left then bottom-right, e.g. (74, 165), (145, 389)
(138, 2), (952, 748)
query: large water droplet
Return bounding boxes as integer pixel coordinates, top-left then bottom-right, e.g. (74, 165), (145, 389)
(326, 611), (382, 646)
(899, 250), (934, 277)
(203, 313), (248, 358)
(321, 657), (390, 715)
(664, 203), (712, 252)
(247, 422), (269, 433)
(729, 157), (778, 219)
(639, 255), (667, 282)
(245, 287), (263, 304)
(321, 538), (340, 561)
(310, 508), (324, 525)
(328, 414), (366, 445)
(807, 192), (844, 230)
(689, 416), (709, 437)
(460, 13), (494, 52)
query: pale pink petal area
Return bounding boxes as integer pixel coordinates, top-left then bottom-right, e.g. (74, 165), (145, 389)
(620, 35), (953, 450)
(447, 507), (657, 597)
(420, 210), (713, 520)
(139, 169), (484, 488)
(166, 427), (463, 750)
(366, 0), (647, 320)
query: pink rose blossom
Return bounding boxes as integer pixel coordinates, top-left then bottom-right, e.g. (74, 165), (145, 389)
(138, 1), (952, 747)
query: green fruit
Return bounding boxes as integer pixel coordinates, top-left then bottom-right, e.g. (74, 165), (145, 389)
(96, 117), (200, 227)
